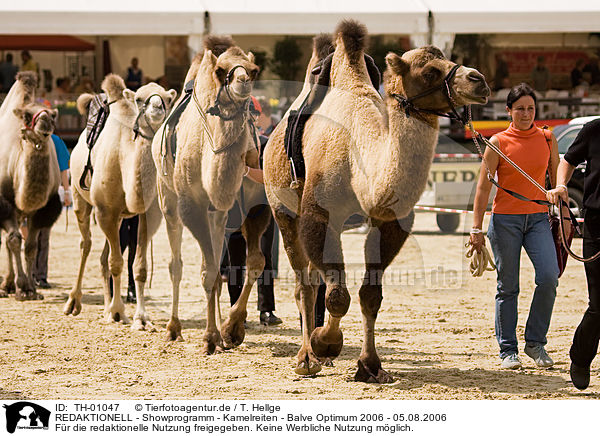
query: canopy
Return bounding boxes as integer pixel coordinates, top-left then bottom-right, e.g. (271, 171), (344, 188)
(0, 35), (94, 51)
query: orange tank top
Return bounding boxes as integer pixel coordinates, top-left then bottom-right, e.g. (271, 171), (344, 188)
(492, 124), (550, 215)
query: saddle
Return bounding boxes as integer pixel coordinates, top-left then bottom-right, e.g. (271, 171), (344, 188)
(284, 53), (381, 182)
(162, 79), (194, 162)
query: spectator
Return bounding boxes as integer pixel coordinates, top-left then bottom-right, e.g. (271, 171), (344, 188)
(33, 134), (71, 288)
(0, 53), (19, 93)
(73, 76), (94, 95)
(583, 56), (600, 86)
(109, 216), (139, 303)
(20, 50), (39, 81)
(571, 59), (585, 89)
(493, 53), (509, 92)
(51, 77), (72, 104)
(530, 56), (550, 92)
(125, 57), (143, 91)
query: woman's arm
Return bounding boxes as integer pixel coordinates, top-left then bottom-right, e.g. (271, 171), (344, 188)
(245, 166), (264, 184)
(470, 136), (500, 252)
(548, 132), (560, 188)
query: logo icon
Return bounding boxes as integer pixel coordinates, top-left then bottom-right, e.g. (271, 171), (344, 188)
(3, 402), (50, 433)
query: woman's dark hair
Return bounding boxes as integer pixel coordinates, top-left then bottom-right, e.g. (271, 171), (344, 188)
(506, 82), (537, 108)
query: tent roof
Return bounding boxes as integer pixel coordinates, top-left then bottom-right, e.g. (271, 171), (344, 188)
(0, 35), (95, 51)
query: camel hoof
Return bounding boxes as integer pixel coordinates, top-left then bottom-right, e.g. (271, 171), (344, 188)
(63, 298), (81, 316)
(132, 317), (155, 332)
(0, 290), (8, 298)
(165, 319), (183, 341)
(0, 280), (15, 294)
(14, 290), (43, 301)
(354, 360), (394, 384)
(104, 310), (129, 324)
(202, 331), (223, 355)
(294, 351), (322, 376)
(221, 318), (246, 349)
(320, 357), (335, 367)
(311, 326), (343, 361)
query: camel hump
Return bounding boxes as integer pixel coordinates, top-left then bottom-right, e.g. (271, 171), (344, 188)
(16, 71), (37, 93)
(335, 19), (368, 59)
(101, 74), (126, 101)
(313, 33), (334, 60)
(76, 93), (95, 116)
(204, 35), (235, 57)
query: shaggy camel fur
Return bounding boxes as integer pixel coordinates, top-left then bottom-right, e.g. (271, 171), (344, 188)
(151, 36), (262, 353)
(263, 20), (490, 382)
(0, 72), (61, 300)
(65, 74), (176, 328)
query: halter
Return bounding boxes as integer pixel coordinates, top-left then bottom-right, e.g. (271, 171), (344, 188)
(390, 64), (465, 123)
(133, 93), (167, 140)
(206, 65), (251, 121)
(22, 109), (53, 150)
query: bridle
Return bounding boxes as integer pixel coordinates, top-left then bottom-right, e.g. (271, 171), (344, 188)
(22, 109), (54, 150)
(206, 65), (251, 121)
(390, 64), (466, 123)
(133, 93), (167, 140)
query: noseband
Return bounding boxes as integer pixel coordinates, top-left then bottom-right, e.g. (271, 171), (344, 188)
(133, 93), (167, 140)
(207, 64), (251, 120)
(26, 109), (53, 131)
(390, 64), (466, 122)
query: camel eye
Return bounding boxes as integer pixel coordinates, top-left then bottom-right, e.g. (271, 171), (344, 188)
(249, 68), (259, 80)
(423, 67), (441, 83)
(215, 67), (227, 82)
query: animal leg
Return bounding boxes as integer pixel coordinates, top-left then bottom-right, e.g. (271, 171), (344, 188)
(274, 207), (321, 376)
(355, 214), (413, 384)
(222, 205), (271, 349)
(131, 199), (162, 331)
(64, 191), (92, 315)
(178, 194), (222, 354)
(96, 208), (128, 323)
(1, 230), (18, 294)
(159, 183), (183, 341)
(299, 200), (349, 367)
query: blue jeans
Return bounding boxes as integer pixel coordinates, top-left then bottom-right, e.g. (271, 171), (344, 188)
(487, 212), (559, 358)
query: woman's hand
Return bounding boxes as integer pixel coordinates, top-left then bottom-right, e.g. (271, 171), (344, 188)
(469, 231), (485, 253)
(546, 185), (568, 206)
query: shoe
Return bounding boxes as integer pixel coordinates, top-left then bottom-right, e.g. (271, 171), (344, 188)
(524, 344), (554, 368)
(501, 353), (522, 370)
(570, 362), (590, 390)
(36, 279), (51, 289)
(260, 311), (282, 326)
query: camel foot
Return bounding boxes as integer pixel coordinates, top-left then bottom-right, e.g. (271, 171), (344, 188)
(0, 279), (15, 294)
(320, 357), (335, 367)
(63, 297), (82, 316)
(354, 359), (394, 384)
(104, 307), (130, 324)
(202, 331), (223, 355)
(14, 289), (44, 301)
(165, 318), (183, 341)
(132, 315), (155, 332)
(221, 316), (246, 349)
(294, 351), (322, 376)
(311, 326), (343, 362)
(0, 289), (8, 298)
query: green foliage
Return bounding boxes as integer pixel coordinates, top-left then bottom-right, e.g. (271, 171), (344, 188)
(369, 36), (405, 74)
(270, 37), (302, 82)
(250, 48), (268, 80)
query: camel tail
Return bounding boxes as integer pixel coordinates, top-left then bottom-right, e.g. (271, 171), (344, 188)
(76, 93), (94, 116)
(335, 19), (368, 59)
(313, 33), (334, 60)
(16, 71), (37, 94)
(101, 74), (126, 101)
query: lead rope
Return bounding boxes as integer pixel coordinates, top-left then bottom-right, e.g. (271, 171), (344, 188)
(465, 241), (496, 277)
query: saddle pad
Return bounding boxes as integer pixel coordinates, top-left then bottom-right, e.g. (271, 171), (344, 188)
(165, 79), (194, 161)
(85, 93), (109, 148)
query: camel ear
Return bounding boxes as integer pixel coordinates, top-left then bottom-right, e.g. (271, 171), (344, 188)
(122, 89), (135, 102)
(13, 108), (24, 119)
(206, 50), (217, 67)
(167, 89), (177, 104)
(247, 51), (255, 64)
(49, 109), (58, 121)
(386, 53), (409, 76)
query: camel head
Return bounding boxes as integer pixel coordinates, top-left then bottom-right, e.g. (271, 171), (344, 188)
(210, 47), (259, 108)
(123, 82), (177, 136)
(13, 103), (57, 141)
(385, 46), (490, 116)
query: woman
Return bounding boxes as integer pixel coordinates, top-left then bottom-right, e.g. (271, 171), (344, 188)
(470, 83), (559, 370)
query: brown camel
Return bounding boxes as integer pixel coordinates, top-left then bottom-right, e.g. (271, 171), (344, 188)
(65, 74), (176, 328)
(0, 72), (61, 300)
(151, 36), (263, 353)
(263, 20), (490, 382)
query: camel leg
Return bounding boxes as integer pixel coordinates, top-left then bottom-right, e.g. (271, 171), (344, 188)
(178, 194), (223, 355)
(131, 199), (162, 331)
(96, 208), (128, 323)
(158, 182), (184, 341)
(64, 190), (93, 315)
(299, 197), (350, 370)
(17, 221), (42, 301)
(273, 207), (321, 375)
(99, 240), (112, 311)
(355, 214), (413, 384)
(1, 228), (18, 294)
(222, 205), (271, 349)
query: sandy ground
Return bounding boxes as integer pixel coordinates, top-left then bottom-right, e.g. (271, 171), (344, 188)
(0, 211), (597, 400)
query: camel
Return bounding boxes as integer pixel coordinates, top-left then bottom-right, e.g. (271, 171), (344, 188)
(0, 72), (61, 300)
(151, 36), (263, 353)
(263, 20), (490, 382)
(65, 74), (176, 329)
